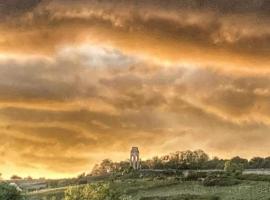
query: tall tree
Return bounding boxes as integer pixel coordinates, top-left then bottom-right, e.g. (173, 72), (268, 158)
(231, 156), (248, 168)
(249, 157), (265, 169)
(10, 175), (22, 180)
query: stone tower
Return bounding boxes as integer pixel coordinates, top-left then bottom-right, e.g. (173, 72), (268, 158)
(130, 147), (140, 170)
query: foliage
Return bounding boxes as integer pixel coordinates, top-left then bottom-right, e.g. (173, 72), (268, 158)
(64, 183), (122, 200)
(143, 150), (210, 170)
(230, 156), (248, 168)
(248, 157), (265, 169)
(91, 150), (270, 175)
(202, 157), (226, 170)
(184, 171), (208, 181)
(92, 150), (217, 174)
(224, 160), (243, 175)
(0, 183), (24, 200)
(92, 159), (130, 176)
(237, 174), (270, 182)
(10, 175), (23, 180)
(202, 174), (240, 187)
(26, 178), (270, 200)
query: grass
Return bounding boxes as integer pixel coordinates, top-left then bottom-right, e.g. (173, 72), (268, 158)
(26, 179), (270, 200)
(130, 180), (270, 200)
(139, 194), (219, 200)
(26, 186), (66, 200)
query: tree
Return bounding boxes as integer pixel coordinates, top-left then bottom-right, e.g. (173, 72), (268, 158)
(140, 159), (152, 169)
(224, 160), (243, 174)
(10, 175), (22, 180)
(165, 151), (182, 169)
(100, 159), (114, 173)
(249, 157), (264, 169)
(0, 183), (24, 200)
(180, 150), (194, 169)
(91, 159), (115, 176)
(151, 156), (163, 169)
(117, 161), (130, 172)
(178, 150), (209, 169)
(77, 173), (86, 179)
(231, 156), (248, 168)
(24, 176), (32, 180)
(193, 150), (209, 168)
(91, 164), (102, 176)
(263, 157), (270, 168)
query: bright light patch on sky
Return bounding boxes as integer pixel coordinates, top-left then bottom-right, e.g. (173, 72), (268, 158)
(0, 0), (269, 179)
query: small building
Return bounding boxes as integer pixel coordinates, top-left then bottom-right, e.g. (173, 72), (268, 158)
(130, 147), (140, 170)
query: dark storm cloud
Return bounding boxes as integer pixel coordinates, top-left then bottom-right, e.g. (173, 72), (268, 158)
(0, 0), (42, 16)
(0, 0), (269, 68)
(0, 0), (270, 178)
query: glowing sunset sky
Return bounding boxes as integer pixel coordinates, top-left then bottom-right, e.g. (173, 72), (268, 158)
(0, 0), (270, 179)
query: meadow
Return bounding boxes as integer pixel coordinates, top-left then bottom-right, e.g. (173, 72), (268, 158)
(26, 177), (270, 200)
(17, 151), (270, 200)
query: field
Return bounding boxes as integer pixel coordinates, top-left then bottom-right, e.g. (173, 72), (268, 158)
(132, 180), (270, 200)
(26, 178), (270, 200)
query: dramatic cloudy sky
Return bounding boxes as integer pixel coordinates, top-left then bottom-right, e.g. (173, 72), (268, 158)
(0, 0), (269, 178)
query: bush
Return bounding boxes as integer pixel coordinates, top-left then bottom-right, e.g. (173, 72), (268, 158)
(0, 183), (24, 200)
(224, 161), (243, 175)
(207, 171), (227, 176)
(184, 171), (207, 181)
(174, 176), (182, 181)
(64, 183), (122, 200)
(237, 174), (270, 182)
(202, 174), (240, 187)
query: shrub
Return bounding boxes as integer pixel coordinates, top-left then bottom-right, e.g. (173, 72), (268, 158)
(202, 175), (240, 186)
(237, 174), (270, 182)
(207, 171), (227, 176)
(154, 176), (166, 180)
(174, 176), (182, 181)
(64, 183), (122, 200)
(184, 171), (207, 181)
(224, 161), (243, 175)
(0, 183), (24, 200)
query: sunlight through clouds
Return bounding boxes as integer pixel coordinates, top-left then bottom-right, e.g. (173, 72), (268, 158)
(0, 0), (269, 179)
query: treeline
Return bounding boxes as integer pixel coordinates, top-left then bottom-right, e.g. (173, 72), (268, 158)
(91, 150), (270, 175)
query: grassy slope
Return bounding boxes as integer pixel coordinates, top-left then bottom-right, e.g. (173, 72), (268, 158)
(26, 179), (270, 200)
(130, 180), (270, 200)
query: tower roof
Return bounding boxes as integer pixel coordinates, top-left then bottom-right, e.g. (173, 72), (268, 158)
(131, 147), (139, 153)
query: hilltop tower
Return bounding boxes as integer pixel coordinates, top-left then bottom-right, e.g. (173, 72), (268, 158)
(130, 147), (140, 170)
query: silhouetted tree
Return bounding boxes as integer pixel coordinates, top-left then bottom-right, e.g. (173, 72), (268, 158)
(249, 157), (265, 169)
(203, 157), (226, 169)
(224, 160), (243, 174)
(10, 175), (22, 180)
(263, 157), (270, 168)
(231, 156), (248, 169)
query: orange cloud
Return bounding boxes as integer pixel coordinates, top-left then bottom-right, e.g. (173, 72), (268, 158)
(0, 0), (270, 178)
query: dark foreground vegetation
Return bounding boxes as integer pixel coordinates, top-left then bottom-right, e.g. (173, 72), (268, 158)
(3, 150), (270, 199)
(4, 168), (270, 199)
(0, 183), (24, 200)
(25, 170), (270, 200)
